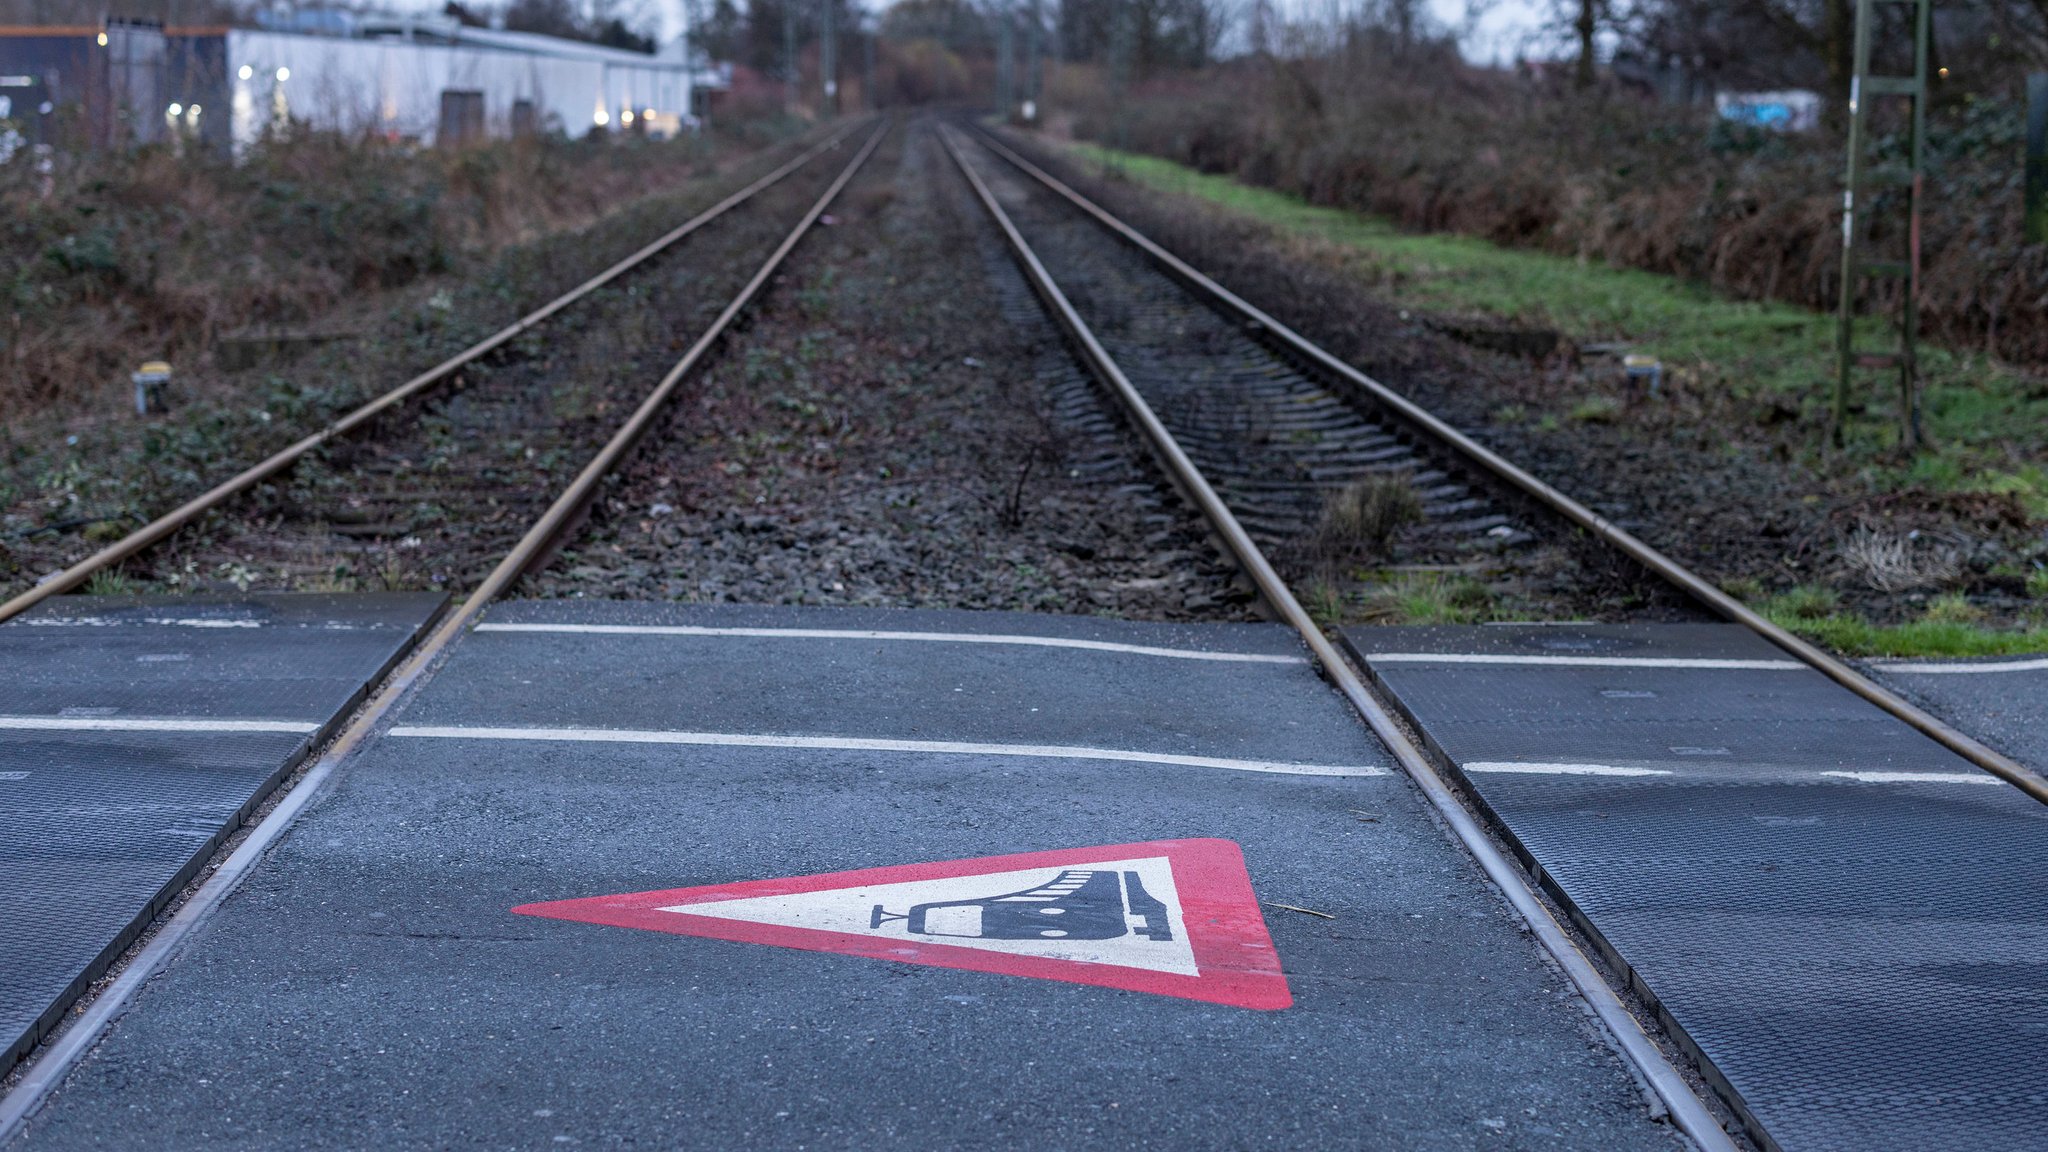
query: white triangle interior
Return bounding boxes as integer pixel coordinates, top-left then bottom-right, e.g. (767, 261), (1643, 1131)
(661, 856), (1200, 976)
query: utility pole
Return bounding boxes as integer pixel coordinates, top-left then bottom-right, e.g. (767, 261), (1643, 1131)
(1025, 0), (1040, 120)
(784, 0), (797, 115)
(822, 0), (837, 116)
(1834, 0), (1930, 449)
(997, 4), (1014, 117)
(1109, 0), (1132, 155)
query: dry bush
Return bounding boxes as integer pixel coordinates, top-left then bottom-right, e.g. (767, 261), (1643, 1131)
(1065, 54), (2048, 365)
(1316, 473), (1422, 558)
(1837, 524), (1962, 593)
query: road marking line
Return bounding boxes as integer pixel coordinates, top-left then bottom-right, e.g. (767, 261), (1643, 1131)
(1876, 657), (2048, 675)
(1465, 761), (1674, 777)
(20, 616), (263, 628)
(1366, 653), (1805, 670)
(0, 716), (318, 734)
(1821, 770), (2000, 785)
(474, 622), (1306, 664)
(388, 724), (1385, 777)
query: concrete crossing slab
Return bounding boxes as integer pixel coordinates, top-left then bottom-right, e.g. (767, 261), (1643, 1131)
(11, 603), (1685, 1151)
(1345, 623), (2048, 1152)
(0, 594), (444, 1073)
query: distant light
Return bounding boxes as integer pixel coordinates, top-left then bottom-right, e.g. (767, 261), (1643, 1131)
(167, 103), (183, 117)
(593, 108), (610, 125)
(620, 109), (635, 124)
(238, 64), (253, 80)
(96, 32), (108, 46)
(643, 107), (655, 119)
(1938, 67), (1950, 79)
(276, 67), (290, 82)
(189, 104), (201, 116)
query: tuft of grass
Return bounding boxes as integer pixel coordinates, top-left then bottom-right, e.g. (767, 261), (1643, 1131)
(1316, 475), (1422, 556)
(1922, 593), (1986, 625)
(1767, 585), (1841, 620)
(1719, 575), (1766, 601)
(85, 569), (133, 596)
(2027, 567), (2048, 599)
(1300, 580), (1346, 627)
(1359, 572), (1495, 625)
(1568, 395), (1622, 424)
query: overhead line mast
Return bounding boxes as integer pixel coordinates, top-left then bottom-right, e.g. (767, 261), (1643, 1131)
(1834, 0), (1932, 450)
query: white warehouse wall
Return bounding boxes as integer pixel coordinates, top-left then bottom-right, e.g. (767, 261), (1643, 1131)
(224, 29), (688, 151)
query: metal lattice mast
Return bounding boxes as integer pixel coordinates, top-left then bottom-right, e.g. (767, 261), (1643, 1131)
(1834, 0), (1931, 449)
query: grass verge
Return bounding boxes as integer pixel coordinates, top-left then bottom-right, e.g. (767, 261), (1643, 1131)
(1762, 587), (2048, 657)
(1052, 137), (2048, 656)
(1057, 139), (2048, 518)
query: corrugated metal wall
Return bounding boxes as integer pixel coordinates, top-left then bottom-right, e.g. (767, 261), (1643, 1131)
(0, 25), (690, 154)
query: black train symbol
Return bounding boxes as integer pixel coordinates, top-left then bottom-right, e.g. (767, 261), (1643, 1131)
(871, 868), (1174, 942)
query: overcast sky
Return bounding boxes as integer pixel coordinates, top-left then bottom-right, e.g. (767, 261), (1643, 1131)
(1439, 0), (1553, 65)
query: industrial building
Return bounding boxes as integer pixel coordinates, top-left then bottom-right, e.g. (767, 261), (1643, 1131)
(0, 13), (694, 154)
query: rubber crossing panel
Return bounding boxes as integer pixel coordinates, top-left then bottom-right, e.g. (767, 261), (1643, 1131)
(0, 593), (443, 1072)
(1344, 623), (2048, 1152)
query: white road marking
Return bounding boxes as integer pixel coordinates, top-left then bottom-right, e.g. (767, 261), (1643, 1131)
(388, 724), (1385, 777)
(473, 622), (1305, 664)
(1821, 770), (2000, 785)
(19, 616), (263, 628)
(1365, 653), (1804, 670)
(1462, 761), (2001, 786)
(0, 716), (318, 734)
(1464, 761), (1673, 777)
(1876, 657), (2048, 675)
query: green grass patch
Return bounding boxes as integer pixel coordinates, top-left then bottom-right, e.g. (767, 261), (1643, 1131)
(1058, 139), (2048, 496)
(1356, 572), (1496, 625)
(1761, 586), (2048, 656)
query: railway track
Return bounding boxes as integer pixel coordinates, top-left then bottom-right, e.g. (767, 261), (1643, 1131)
(0, 119), (873, 623)
(933, 117), (2048, 1151)
(3, 114), (2038, 1152)
(0, 119), (891, 1140)
(930, 122), (1735, 1152)
(941, 123), (2047, 807)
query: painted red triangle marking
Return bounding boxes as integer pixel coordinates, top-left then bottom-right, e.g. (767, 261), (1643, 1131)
(512, 838), (1290, 1010)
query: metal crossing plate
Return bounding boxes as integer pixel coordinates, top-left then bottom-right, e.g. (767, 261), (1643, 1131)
(1346, 623), (2048, 1152)
(0, 593), (443, 1072)
(11, 604), (1688, 1150)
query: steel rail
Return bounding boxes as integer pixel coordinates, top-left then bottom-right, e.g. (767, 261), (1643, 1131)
(938, 125), (1740, 1152)
(0, 117), (872, 627)
(969, 125), (2048, 807)
(0, 121), (889, 1146)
